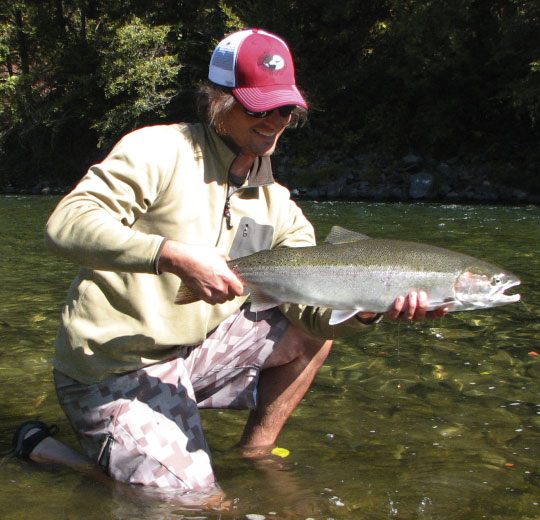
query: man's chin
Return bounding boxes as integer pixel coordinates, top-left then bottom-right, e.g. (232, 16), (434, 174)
(258, 144), (278, 157)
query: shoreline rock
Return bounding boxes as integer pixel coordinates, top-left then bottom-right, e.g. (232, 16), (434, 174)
(2, 154), (539, 205)
(276, 153), (540, 205)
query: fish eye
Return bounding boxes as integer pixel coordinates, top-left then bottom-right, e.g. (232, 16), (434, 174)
(491, 275), (502, 285)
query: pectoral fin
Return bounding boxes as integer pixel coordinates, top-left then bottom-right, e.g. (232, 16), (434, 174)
(329, 309), (361, 325)
(248, 289), (283, 312)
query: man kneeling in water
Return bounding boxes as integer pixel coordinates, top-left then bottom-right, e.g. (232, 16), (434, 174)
(13, 28), (445, 504)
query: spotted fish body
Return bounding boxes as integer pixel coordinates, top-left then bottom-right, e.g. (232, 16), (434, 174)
(226, 229), (521, 324)
(176, 227), (521, 325)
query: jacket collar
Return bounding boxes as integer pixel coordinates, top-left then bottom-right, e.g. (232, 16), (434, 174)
(248, 156), (274, 187)
(203, 124), (275, 188)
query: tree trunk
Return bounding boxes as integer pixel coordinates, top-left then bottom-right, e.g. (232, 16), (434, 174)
(80, 0), (87, 41)
(55, 0), (66, 37)
(13, 8), (30, 75)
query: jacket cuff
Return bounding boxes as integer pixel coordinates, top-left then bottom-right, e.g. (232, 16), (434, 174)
(355, 313), (384, 325)
(153, 238), (169, 275)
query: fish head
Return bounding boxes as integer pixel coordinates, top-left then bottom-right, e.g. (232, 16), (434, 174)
(453, 268), (521, 309)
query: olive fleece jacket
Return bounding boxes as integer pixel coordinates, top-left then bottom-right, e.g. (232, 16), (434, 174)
(45, 123), (368, 384)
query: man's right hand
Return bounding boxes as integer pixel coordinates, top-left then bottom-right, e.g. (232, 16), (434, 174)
(158, 240), (244, 305)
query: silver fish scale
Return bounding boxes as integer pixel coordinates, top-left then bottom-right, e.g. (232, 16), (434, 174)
(228, 239), (513, 313)
(230, 240), (491, 274)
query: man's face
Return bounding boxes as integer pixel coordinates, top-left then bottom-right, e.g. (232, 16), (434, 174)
(221, 103), (291, 158)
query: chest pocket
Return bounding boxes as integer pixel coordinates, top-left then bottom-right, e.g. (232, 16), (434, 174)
(228, 217), (274, 260)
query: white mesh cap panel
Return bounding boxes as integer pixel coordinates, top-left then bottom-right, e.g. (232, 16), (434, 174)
(208, 30), (252, 87)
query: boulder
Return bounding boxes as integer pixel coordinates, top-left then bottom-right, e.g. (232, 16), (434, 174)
(409, 171), (436, 199)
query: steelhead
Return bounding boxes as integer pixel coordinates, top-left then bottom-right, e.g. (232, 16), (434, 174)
(176, 227), (521, 324)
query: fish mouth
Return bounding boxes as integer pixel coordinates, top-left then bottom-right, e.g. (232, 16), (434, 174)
(497, 279), (521, 304)
(458, 276), (521, 309)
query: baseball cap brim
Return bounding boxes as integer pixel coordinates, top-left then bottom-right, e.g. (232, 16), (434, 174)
(232, 84), (308, 112)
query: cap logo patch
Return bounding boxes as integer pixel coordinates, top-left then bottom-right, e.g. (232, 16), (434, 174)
(261, 54), (285, 71)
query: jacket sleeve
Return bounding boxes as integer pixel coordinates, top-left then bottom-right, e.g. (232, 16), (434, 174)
(279, 303), (375, 339)
(271, 192), (375, 338)
(44, 127), (176, 273)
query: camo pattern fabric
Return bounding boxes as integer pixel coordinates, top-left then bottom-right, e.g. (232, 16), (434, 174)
(54, 304), (289, 490)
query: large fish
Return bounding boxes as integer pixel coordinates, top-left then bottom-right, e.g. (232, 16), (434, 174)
(176, 227), (521, 325)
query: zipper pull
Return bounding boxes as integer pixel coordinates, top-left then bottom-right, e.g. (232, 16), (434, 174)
(224, 199), (233, 229)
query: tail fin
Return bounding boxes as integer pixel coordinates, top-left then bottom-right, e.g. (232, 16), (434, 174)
(175, 284), (200, 305)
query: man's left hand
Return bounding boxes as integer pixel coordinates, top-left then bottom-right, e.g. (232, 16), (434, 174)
(356, 290), (449, 324)
(384, 290), (449, 322)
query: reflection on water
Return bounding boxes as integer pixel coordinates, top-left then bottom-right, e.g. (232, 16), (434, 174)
(0, 196), (539, 519)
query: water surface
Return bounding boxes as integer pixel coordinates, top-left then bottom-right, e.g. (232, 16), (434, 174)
(1, 196), (539, 519)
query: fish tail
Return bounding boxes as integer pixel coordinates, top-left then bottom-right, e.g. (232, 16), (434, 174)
(175, 284), (200, 305)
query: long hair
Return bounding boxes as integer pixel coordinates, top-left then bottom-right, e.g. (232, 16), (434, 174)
(196, 81), (308, 132)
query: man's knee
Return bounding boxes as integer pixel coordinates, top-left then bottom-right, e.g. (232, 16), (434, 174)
(291, 326), (333, 361)
(263, 325), (333, 370)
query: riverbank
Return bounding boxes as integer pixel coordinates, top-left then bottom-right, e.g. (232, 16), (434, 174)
(275, 153), (540, 205)
(2, 153), (539, 205)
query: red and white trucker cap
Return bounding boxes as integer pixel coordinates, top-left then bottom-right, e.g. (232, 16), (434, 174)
(208, 28), (308, 112)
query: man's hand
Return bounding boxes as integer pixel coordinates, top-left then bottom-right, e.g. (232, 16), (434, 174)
(158, 240), (244, 305)
(384, 290), (449, 322)
(356, 290), (449, 323)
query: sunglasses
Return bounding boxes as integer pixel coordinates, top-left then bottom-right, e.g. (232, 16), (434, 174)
(241, 104), (297, 119)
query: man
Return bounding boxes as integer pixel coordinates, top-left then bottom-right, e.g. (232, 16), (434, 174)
(13, 29), (445, 499)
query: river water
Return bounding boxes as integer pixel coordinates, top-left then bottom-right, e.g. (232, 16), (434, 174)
(1, 196), (539, 519)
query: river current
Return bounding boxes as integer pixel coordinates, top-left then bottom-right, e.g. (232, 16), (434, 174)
(0, 196), (539, 519)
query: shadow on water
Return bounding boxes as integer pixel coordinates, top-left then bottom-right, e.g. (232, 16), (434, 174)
(1, 197), (540, 519)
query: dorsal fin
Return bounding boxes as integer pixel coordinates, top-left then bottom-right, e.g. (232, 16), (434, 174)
(324, 226), (370, 244)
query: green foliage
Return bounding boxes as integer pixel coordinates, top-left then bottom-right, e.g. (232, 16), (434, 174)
(0, 0), (539, 191)
(94, 18), (181, 148)
(0, 0), (237, 187)
(352, 0), (540, 162)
